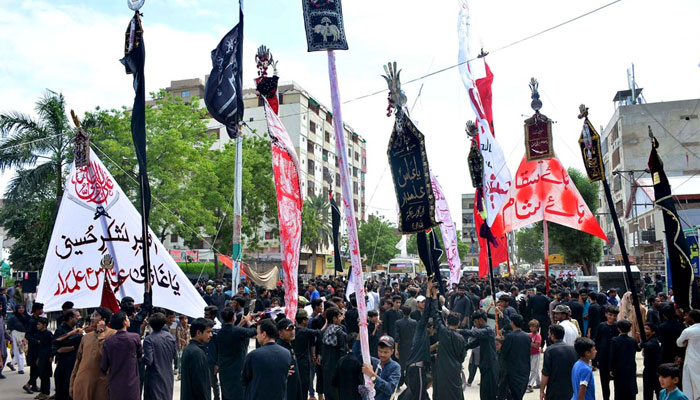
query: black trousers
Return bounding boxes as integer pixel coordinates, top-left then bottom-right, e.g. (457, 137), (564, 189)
(405, 365), (429, 400)
(54, 361), (72, 400)
(26, 354), (39, 388)
(37, 359), (52, 395)
(599, 366), (612, 400)
(210, 364), (220, 400)
(643, 368), (660, 400)
(467, 361), (478, 384)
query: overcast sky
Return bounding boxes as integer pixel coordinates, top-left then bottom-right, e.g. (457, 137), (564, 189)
(1, 0), (699, 233)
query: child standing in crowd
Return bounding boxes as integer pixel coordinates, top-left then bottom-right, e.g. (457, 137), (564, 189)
(657, 363), (688, 400)
(572, 337), (597, 400)
(527, 319), (542, 392)
(35, 317), (53, 400)
(610, 320), (638, 400)
(639, 323), (663, 400)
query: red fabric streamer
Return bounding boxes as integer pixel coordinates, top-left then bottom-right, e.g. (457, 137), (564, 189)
(264, 99), (302, 319)
(100, 275), (120, 314)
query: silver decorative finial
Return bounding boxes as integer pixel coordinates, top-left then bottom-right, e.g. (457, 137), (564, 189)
(127, 0), (145, 11)
(465, 120), (477, 137)
(382, 62), (407, 117)
(529, 77), (542, 112)
(578, 104), (589, 120)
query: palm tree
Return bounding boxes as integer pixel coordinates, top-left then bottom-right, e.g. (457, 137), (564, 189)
(301, 193), (333, 273)
(0, 90), (73, 206)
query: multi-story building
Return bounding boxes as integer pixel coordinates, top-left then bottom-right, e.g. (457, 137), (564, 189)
(461, 193), (478, 266)
(164, 79), (367, 274)
(596, 91), (700, 275)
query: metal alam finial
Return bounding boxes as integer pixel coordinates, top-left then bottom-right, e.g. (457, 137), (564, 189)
(127, 0), (145, 11)
(529, 77), (542, 112)
(382, 62), (407, 117)
(465, 120), (477, 137)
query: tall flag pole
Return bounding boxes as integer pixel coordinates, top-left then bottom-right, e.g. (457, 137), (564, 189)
(232, 134), (243, 289)
(301, 0), (373, 395)
(576, 104), (646, 340)
(647, 126), (695, 310)
(121, 0), (151, 307)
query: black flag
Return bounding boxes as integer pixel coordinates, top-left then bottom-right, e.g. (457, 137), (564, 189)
(330, 195), (343, 272)
(648, 135), (694, 310)
(121, 12), (150, 224)
(417, 229), (445, 296)
(205, 6), (244, 138)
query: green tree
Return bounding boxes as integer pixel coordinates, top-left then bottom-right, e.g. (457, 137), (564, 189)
(301, 193), (333, 270)
(516, 227), (543, 264)
(546, 168), (603, 275)
(357, 214), (401, 266)
(405, 227), (469, 263)
(0, 91), (74, 270)
(84, 91), (220, 243)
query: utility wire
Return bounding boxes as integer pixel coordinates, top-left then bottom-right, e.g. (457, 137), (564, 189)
(342, 0), (623, 105)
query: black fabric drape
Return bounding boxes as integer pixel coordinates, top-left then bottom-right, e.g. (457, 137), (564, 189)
(330, 196), (343, 272)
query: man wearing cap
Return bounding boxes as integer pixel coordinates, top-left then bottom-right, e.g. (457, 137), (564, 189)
(278, 318), (304, 400)
(452, 285), (473, 329)
(409, 296), (426, 322)
(362, 335), (401, 400)
(217, 307), (256, 400)
(553, 305), (578, 345)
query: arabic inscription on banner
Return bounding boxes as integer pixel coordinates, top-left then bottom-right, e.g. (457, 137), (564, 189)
(524, 114), (553, 161)
(388, 113), (437, 233)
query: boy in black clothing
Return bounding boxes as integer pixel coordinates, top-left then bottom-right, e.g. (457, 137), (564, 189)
(35, 317), (53, 400)
(332, 333), (363, 400)
(610, 319), (638, 400)
(595, 306), (620, 400)
(367, 311), (381, 359)
(639, 323), (662, 400)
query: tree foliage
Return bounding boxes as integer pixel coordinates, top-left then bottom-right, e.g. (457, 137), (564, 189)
(357, 214), (401, 266)
(301, 193), (333, 265)
(0, 91), (74, 270)
(405, 228), (470, 263)
(516, 227), (543, 264)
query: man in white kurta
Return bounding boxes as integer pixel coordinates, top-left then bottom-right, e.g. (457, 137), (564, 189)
(677, 310), (700, 400)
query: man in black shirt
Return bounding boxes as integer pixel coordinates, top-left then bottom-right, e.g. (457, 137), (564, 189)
(383, 296), (402, 338)
(403, 285), (434, 400)
(594, 306), (620, 400)
(394, 306), (417, 387)
(52, 309), (83, 400)
(23, 302), (43, 394)
(461, 310), (499, 400)
(217, 307), (256, 400)
(500, 314), (531, 400)
(242, 319), (292, 400)
(452, 285), (473, 328)
(540, 324), (578, 400)
(639, 323), (662, 400)
(277, 318), (304, 400)
(527, 285), (550, 346)
(344, 296), (360, 335)
(564, 291), (585, 332)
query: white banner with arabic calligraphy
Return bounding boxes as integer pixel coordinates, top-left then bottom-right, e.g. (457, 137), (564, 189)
(457, 2), (511, 226)
(37, 152), (207, 317)
(498, 156), (607, 241)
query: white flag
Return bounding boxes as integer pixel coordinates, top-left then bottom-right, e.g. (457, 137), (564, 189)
(457, 1), (511, 226)
(37, 152), (207, 317)
(395, 236), (408, 258)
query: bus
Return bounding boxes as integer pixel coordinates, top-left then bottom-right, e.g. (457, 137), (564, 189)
(387, 257), (423, 276)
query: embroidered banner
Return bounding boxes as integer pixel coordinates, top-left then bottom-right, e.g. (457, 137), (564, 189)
(388, 112), (437, 233)
(264, 98), (302, 319)
(301, 0), (349, 52)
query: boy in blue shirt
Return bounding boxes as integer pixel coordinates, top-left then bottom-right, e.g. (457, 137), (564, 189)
(657, 363), (688, 400)
(572, 337), (597, 400)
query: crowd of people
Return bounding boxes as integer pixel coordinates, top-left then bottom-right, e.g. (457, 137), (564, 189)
(0, 271), (698, 400)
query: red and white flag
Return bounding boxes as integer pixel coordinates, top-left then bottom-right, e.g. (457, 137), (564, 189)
(264, 98), (302, 319)
(458, 2), (511, 226)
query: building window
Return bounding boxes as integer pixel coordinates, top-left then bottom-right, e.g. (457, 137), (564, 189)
(308, 99), (320, 114)
(310, 121), (316, 133)
(336, 193), (341, 205)
(323, 187), (329, 200)
(308, 180), (315, 197)
(348, 148), (352, 158)
(336, 173), (340, 186)
(325, 131), (330, 142)
(307, 140), (315, 154)
(353, 199), (358, 212)
(612, 148), (620, 168)
(353, 182), (358, 194)
(265, 231), (273, 240)
(278, 93), (284, 105)
(326, 113), (333, 124)
(308, 159), (315, 175)
(322, 149), (329, 161)
(353, 167), (358, 178)
(257, 97), (264, 107)
(355, 152), (359, 161)
(170, 234), (179, 242)
(181, 91), (190, 98)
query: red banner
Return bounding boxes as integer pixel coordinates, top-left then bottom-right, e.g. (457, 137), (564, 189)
(264, 99), (302, 319)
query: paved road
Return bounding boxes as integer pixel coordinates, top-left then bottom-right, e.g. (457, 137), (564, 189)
(1, 350), (645, 400)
